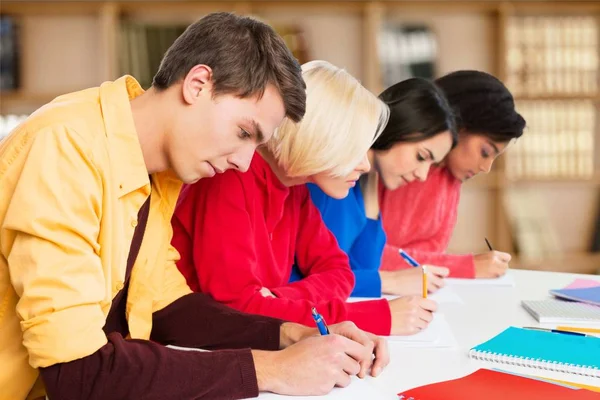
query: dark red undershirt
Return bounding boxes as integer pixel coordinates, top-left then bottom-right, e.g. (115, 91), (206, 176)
(40, 194), (284, 400)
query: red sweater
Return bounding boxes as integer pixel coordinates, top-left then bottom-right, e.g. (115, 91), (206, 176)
(172, 154), (391, 335)
(379, 166), (475, 278)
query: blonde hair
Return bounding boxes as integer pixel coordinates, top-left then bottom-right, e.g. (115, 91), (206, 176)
(267, 60), (389, 178)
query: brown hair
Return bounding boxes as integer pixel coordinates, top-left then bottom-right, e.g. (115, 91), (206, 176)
(153, 12), (306, 122)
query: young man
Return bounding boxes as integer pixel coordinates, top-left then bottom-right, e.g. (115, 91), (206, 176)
(0, 13), (388, 400)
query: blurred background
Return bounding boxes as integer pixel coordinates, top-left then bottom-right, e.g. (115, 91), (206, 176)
(0, 0), (599, 274)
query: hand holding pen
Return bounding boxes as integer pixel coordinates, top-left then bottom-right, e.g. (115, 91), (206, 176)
(473, 238), (511, 279)
(397, 249), (449, 296)
(310, 307), (390, 378)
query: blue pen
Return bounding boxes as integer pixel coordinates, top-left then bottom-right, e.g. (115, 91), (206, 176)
(398, 249), (420, 267)
(524, 326), (588, 337)
(311, 307), (330, 335)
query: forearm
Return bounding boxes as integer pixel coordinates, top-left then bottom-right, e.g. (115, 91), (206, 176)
(151, 293), (283, 351)
(381, 245), (475, 277)
(41, 332), (259, 400)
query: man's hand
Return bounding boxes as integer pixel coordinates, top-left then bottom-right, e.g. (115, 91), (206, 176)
(327, 321), (389, 378)
(254, 334), (371, 396)
(279, 321), (389, 378)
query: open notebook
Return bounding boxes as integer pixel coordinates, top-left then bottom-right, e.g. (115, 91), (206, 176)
(257, 375), (396, 399)
(386, 314), (456, 348)
(469, 327), (600, 378)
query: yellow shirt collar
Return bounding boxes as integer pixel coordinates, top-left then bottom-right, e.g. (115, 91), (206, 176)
(99, 75), (150, 197)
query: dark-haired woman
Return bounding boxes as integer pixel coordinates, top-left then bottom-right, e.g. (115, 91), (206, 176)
(289, 77), (458, 299)
(379, 70), (527, 294)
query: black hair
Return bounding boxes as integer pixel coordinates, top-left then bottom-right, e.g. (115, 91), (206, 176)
(435, 70), (526, 142)
(372, 78), (458, 151)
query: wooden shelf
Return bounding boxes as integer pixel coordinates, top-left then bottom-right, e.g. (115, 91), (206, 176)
(461, 172), (600, 190)
(1, 91), (60, 103)
(0, 91), (63, 114)
(2, 0), (597, 16)
(511, 252), (600, 275)
(0, 1), (103, 15)
(514, 93), (600, 102)
(503, 174), (600, 186)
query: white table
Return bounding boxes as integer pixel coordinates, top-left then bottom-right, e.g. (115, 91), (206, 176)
(258, 269), (600, 399)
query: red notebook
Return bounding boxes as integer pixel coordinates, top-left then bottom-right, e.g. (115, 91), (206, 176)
(398, 369), (600, 400)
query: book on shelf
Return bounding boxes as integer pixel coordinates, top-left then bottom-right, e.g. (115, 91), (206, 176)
(505, 15), (599, 97)
(0, 15), (19, 92)
(118, 22), (309, 89)
(378, 23), (437, 88)
(119, 22), (186, 89)
(507, 99), (596, 180)
(271, 24), (309, 65)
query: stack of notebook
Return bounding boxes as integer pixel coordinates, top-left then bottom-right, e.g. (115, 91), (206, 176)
(550, 281), (600, 307)
(522, 279), (600, 328)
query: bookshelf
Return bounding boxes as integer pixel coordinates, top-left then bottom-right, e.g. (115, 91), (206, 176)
(1, 0), (599, 273)
(495, 6), (600, 271)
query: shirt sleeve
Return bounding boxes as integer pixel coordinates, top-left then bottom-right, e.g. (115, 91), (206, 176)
(381, 243), (476, 278)
(270, 187), (355, 303)
(174, 173), (391, 335)
(3, 126), (108, 368)
(40, 332), (260, 400)
(347, 218), (386, 297)
(151, 293), (282, 351)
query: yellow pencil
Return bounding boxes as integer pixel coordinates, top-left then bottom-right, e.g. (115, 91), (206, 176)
(422, 266), (428, 298)
(556, 326), (600, 334)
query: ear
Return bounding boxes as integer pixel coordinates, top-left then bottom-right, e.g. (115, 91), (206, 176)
(181, 64), (214, 105)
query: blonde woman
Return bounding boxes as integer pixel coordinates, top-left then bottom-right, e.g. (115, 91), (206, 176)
(172, 61), (446, 337)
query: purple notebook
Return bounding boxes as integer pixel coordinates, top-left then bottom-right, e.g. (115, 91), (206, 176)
(550, 286), (600, 307)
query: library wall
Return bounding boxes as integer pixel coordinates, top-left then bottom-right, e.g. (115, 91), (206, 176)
(1, 2), (598, 272)
(21, 16), (102, 93)
(259, 9), (364, 80)
(386, 11), (497, 76)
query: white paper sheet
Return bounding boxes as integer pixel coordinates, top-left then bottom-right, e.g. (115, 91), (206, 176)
(446, 271), (515, 287)
(348, 285), (463, 305)
(385, 314), (457, 348)
(257, 375), (396, 399)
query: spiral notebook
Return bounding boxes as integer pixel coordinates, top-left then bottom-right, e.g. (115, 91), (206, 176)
(521, 299), (600, 325)
(469, 327), (600, 378)
(398, 369), (599, 400)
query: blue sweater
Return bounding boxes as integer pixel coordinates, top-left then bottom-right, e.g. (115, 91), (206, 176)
(289, 182), (386, 297)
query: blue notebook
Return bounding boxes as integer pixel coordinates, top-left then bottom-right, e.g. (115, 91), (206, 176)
(550, 286), (600, 307)
(469, 326), (600, 378)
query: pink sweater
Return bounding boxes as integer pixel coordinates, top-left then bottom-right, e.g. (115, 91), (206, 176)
(379, 166), (475, 278)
